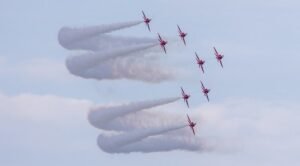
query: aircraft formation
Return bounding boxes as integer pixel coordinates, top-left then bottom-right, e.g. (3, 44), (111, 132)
(142, 11), (225, 136)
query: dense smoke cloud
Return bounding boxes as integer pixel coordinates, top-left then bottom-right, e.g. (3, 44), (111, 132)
(58, 21), (175, 82)
(88, 97), (206, 153)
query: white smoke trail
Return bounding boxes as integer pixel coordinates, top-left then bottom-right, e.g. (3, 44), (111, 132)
(97, 125), (201, 153)
(66, 43), (157, 70)
(59, 34), (157, 52)
(59, 21), (175, 82)
(58, 21), (143, 50)
(59, 21), (195, 153)
(98, 134), (206, 153)
(88, 97), (180, 131)
(88, 97), (207, 153)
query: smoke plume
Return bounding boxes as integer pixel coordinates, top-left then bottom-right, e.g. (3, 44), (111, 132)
(58, 21), (175, 82)
(58, 20), (195, 153)
(88, 97), (206, 153)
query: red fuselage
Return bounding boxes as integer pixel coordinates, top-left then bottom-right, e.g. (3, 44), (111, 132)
(203, 88), (210, 94)
(144, 18), (151, 24)
(189, 122), (196, 128)
(215, 54), (223, 61)
(180, 32), (187, 38)
(183, 94), (190, 100)
(160, 40), (167, 46)
(197, 59), (205, 65)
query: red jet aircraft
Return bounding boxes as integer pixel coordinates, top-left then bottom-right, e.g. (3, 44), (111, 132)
(187, 114), (196, 135)
(200, 81), (210, 102)
(142, 11), (151, 31)
(181, 87), (190, 108)
(195, 52), (205, 73)
(214, 47), (224, 68)
(158, 33), (167, 54)
(177, 25), (187, 45)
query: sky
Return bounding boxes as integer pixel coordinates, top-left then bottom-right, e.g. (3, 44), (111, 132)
(1, 0), (300, 165)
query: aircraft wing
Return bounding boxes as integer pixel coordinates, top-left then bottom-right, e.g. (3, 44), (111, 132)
(185, 99), (189, 108)
(146, 23), (151, 31)
(181, 87), (185, 95)
(162, 45), (167, 54)
(158, 33), (162, 41)
(177, 25), (182, 33)
(191, 126), (195, 135)
(195, 53), (200, 61)
(200, 81), (205, 89)
(187, 114), (191, 124)
(182, 37), (186, 45)
(206, 94), (210, 102)
(142, 11), (146, 19)
(213, 47), (218, 55)
(219, 60), (224, 68)
(200, 65), (205, 73)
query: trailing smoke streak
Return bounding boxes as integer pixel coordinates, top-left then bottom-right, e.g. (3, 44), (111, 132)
(69, 58), (174, 82)
(106, 124), (186, 148)
(88, 97), (180, 131)
(59, 34), (157, 52)
(96, 55), (174, 82)
(88, 97), (207, 153)
(65, 43), (158, 72)
(58, 21), (143, 50)
(98, 124), (196, 153)
(59, 21), (200, 153)
(99, 134), (205, 153)
(59, 20), (174, 82)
